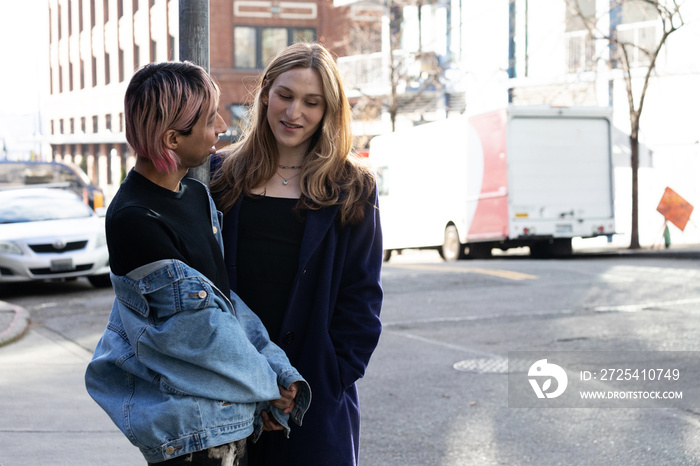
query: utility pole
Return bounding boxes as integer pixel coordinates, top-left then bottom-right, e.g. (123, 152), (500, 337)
(180, 0), (211, 184)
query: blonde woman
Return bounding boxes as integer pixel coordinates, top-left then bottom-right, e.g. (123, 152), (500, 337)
(211, 43), (383, 466)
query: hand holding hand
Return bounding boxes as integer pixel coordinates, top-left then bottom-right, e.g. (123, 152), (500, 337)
(261, 410), (284, 431)
(271, 381), (299, 414)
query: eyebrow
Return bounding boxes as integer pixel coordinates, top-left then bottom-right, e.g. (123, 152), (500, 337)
(277, 85), (323, 99)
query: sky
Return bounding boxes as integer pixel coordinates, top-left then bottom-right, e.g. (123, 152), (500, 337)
(0, 0), (49, 118)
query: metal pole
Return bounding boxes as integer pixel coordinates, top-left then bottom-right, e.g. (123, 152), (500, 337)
(180, 0), (211, 184)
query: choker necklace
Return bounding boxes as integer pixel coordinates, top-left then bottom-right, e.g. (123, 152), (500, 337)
(275, 171), (301, 185)
(278, 164), (302, 170)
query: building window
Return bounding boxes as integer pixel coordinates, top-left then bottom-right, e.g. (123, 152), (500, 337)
(150, 39), (157, 62)
(81, 117), (86, 133)
(169, 34), (176, 61)
(234, 26), (316, 69)
(564, 0), (596, 73)
(92, 115), (99, 133)
(105, 52), (111, 85)
(58, 3), (62, 39)
(615, 1), (659, 68)
(80, 59), (85, 89)
(134, 44), (140, 70)
(105, 114), (112, 131)
(92, 56), (97, 87)
(119, 49), (125, 82)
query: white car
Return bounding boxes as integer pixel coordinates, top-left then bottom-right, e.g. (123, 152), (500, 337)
(0, 188), (111, 287)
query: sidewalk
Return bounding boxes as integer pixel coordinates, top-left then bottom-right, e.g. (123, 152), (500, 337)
(0, 300), (30, 347)
(0, 319), (144, 465)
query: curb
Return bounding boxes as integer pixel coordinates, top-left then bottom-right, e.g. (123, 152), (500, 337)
(0, 302), (31, 347)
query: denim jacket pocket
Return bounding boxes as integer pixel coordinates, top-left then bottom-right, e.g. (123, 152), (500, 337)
(148, 277), (214, 320)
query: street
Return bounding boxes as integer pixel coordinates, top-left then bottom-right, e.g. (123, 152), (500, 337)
(1, 249), (700, 465)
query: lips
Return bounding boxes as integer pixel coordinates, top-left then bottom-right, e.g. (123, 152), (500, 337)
(282, 121), (302, 129)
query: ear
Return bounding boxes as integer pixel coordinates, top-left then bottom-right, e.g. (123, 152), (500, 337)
(163, 129), (179, 150)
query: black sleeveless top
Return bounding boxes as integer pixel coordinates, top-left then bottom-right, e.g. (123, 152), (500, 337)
(236, 196), (305, 341)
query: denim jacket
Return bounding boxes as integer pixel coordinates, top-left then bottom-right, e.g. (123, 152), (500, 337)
(85, 191), (311, 463)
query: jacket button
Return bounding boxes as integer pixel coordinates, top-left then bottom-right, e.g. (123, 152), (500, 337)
(283, 332), (295, 344)
(165, 446), (175, 455)
(213, 226), (218, 234)
(198, 290), (207, 299)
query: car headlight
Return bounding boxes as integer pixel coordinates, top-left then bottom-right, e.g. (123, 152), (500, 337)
(95, 231), (107, 248)
(0, 241), (24, 255)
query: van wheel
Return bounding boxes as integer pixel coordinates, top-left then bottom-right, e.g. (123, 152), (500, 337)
(441, 225), (465, 261)
(467, 243), (493, 259)
(383, 250), (392, 262)
(530, 239), (572, 258)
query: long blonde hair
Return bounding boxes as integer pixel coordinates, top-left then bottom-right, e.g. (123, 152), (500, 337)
(210, 42), (375, 226)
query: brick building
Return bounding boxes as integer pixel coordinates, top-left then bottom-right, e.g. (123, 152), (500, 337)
(45, 0), (377, 200)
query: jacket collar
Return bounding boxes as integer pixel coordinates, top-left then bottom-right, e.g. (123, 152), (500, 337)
(111, 260), (205, 317)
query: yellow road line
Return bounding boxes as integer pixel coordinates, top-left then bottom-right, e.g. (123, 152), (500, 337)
(387, 264), (538, 281)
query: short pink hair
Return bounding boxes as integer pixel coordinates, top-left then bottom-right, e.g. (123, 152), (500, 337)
(124, 61), (220, 173)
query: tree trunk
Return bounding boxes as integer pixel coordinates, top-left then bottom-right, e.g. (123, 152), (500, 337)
(629, 134), (640, 249)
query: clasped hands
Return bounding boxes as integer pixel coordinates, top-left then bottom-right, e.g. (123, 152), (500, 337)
(261, 381), (299, 431)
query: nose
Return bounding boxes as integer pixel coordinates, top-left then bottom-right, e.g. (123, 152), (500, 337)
(215, 112), (227, 134)
(286, 99), (302, 120)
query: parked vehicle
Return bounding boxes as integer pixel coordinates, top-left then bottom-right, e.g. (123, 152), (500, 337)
(369, 105), (616, 260)
(0, 161), (104, 210)
(0, 188), (111, 287)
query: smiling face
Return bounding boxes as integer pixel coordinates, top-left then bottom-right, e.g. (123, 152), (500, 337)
(263, 67), (327, 158)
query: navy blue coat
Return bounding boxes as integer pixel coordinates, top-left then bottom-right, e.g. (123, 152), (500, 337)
(219, 187), (383, 465)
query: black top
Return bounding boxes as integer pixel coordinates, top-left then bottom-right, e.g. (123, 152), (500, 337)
(106, 170), (229, 293)
(236, 196), (305, 341)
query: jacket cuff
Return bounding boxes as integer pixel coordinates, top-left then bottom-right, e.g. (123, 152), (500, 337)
(279, 376), (311, 427)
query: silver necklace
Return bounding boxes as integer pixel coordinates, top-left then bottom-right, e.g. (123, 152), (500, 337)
(275, 171), (301, 185)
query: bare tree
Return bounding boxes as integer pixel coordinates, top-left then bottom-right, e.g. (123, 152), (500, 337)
(386, 0), (444, 132)
(566, 0), (685, 248)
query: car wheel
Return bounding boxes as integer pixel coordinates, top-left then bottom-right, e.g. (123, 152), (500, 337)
(88, 273), (112, 288)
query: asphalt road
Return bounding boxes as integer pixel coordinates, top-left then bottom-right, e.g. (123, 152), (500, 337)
(2, 249), (700, 465)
